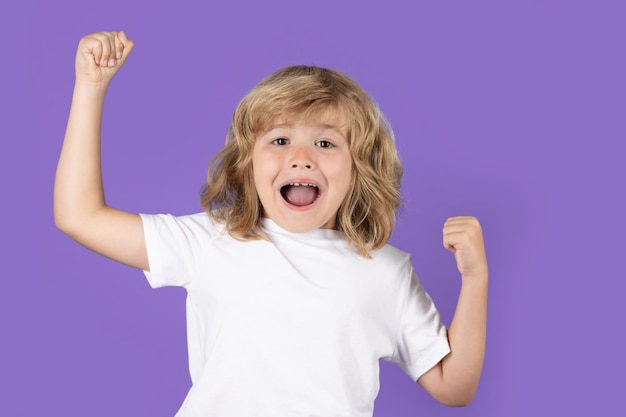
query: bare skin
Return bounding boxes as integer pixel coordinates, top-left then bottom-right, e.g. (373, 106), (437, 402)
(55, 32), (488, 408)
(418, 216), (488, 406)
(54, 31), (148, 270)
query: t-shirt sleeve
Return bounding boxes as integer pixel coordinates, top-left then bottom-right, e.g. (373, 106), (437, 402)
(391, 262), (451, 381)
(140, 213), (208, 289)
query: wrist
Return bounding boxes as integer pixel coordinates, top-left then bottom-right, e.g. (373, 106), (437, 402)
(73, 79), (110, 95)
(460, 270), (488, 286)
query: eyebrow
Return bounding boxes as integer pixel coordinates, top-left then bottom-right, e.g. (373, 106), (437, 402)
(270, 123), (344, 132)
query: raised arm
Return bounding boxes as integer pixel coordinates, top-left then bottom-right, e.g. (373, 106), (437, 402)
(418, 216), (488, 406)
(54, 32), (149, 271)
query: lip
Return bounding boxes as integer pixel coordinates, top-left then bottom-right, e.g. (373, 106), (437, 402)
(279, 177), (322, 189)
(278, 177), (323, 210)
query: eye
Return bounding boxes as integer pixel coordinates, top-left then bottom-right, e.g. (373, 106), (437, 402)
(316, 140), (333, 148)
(272, 137), (289, 145)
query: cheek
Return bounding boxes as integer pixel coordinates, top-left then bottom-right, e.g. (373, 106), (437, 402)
(250, 160), (277, 203)
(335, 155), (354, 179)
(251, 149), (266, 184)
(340, 159), (356, 199)
(327, 157), (353, 196)
(251, 166), (265, 194)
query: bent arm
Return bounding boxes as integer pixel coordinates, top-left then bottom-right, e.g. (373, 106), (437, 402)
(54, 32), (148, 270)
(417, 216), (488, 406)
(418, 275), (487, 406)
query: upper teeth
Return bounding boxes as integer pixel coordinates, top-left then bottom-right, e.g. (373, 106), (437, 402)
(289, 183), (317, 187)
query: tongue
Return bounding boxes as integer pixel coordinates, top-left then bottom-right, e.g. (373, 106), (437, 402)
(283, 185), (317, 206)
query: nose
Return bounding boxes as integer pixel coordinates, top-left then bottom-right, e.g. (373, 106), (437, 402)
(289, 144), (314, 169)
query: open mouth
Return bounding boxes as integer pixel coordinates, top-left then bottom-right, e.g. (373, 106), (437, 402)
(280, 183), (320, 207)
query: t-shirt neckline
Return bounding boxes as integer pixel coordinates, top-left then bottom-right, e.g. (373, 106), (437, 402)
(261, 218), (344, 241)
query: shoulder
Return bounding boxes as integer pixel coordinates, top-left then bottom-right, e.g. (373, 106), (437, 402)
(369, 242), (412, 268)
(362, 243), (420, 293)
(140, 211), (227, 240)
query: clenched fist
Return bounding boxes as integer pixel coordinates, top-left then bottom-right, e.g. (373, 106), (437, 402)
(443, 216), (488, 280)
(75, 31), (134, 85)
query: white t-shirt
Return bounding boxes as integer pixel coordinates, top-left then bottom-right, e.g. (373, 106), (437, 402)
(141, 212), (450, 417)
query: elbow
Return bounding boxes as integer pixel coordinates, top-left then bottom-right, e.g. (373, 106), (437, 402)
(55, 217), (78, 241)
(53, 197), (91, 236)
(53, 204), (85, 238)
(54, 210), (69, 233)
(419, 362), (481, 408)
(441, 398), (473, 408)
(53, 207), (74, 235)
(53, 196), (70, 232)
(438, 388), (477, 407)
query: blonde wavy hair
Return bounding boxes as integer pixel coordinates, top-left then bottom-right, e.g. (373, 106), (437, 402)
(200, 65), (403, 257)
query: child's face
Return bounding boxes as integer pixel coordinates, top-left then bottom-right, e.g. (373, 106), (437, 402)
(252, 112), (352, 233)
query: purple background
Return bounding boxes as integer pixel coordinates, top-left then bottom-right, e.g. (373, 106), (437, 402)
(1, 0), (624, 415)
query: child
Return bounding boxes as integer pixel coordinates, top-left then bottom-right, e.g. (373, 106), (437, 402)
(55, 31), (488, 416)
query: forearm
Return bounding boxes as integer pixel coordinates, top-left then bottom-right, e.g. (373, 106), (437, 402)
(54, 81), (109, 232)
(441, 273), (488, 404)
